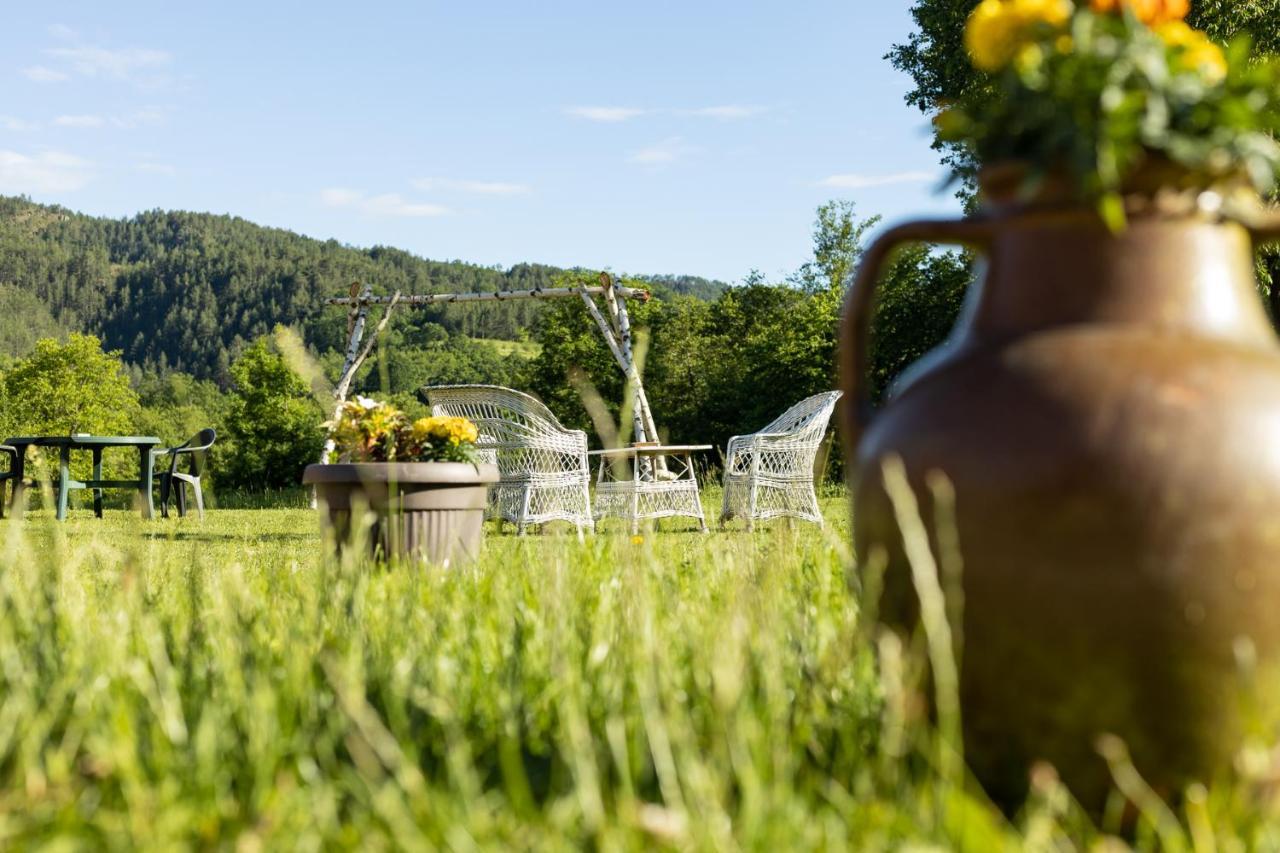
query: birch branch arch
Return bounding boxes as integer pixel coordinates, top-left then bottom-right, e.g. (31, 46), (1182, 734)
(319, 273), (660, 464)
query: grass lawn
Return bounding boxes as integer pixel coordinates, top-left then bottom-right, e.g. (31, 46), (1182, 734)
(0, 492), (1271, 848)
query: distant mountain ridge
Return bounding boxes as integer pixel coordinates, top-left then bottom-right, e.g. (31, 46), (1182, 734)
(0, 195), (727, 381)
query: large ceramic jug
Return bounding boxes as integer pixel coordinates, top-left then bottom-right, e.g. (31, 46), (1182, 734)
(840, 189), (1280, 806)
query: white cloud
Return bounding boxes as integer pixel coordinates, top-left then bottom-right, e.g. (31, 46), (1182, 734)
(628, 136), (693, 165)
(681, 105), (765, 120)
(816, 171), (937, 190)
(321, 188), (450, 218)
(0, 116), (39, 132)
(565, 106), (647, 122)
(48, 24), (78, 40)
(54, 114), (106, 128)
(0, 150), (92, 193)
(320, 188), (363, 207)
(412, 178), (530, 196)
(50, 109), (167, 130)
(45, 46), (172, 79)
(21, 65), (69, 83)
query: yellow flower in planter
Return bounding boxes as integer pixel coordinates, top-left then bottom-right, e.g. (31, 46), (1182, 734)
(413, 416), (479, 447)
(965, 0), (1072, 72)
(1157, 20), (1227, 82)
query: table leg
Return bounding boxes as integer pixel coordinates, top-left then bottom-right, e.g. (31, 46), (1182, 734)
(92, 448), (104, 518)
(8, 449), (24, 517)
(687, 453), (708, 533)
(139, 445), (155, 520)
(630, 473), (640, 537)
(56, 446), (70, 521)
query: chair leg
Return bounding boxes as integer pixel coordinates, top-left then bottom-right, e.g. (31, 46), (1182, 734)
(516, 486), (532, 536)
(192, 478), (205, 520)
(158, 473), (171, 518)
(175, 481), (187, 517)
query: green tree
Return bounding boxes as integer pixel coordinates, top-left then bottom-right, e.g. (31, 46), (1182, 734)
(134, 371), (228, 448)
(0, 333), (138, 437)
(790, 201), (880, 293)
(220, 339), (324, 490)
(868, 247), (972, 401)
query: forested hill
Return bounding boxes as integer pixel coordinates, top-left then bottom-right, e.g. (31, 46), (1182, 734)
(0, 195), (726, 380)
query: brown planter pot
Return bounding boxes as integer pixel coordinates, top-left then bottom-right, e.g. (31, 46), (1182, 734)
(303, 462), (499, 565)
(840, 193), (1280, 808)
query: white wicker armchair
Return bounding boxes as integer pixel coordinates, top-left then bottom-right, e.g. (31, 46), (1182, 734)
(424, 384), (593, 535)
(720, 391), (843, 530)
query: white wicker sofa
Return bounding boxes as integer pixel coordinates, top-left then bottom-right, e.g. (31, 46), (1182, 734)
(424, 384), (593, 535)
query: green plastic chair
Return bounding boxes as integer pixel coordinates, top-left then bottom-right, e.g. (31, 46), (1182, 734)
(153, 429), (216, 519)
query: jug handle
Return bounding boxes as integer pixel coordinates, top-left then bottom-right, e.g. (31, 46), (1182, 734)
(1248, 211), (1280, 246)
(839, 217), (994, 452)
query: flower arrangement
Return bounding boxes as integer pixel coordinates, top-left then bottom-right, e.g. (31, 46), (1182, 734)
(942, 0), (1280, 224)
(327, 396), (480, 463)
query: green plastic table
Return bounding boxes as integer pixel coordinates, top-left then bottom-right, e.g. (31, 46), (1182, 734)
(5, 435), (162, 520)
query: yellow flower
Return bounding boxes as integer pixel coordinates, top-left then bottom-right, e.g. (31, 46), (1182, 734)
(1157, 20), (1227, 82)
(412, 416), (479, 447)
(965, 0), (1073, 73)
(630, 535), (644, 545)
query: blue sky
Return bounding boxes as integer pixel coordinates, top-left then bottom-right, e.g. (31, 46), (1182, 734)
(1, 1), (961, 284)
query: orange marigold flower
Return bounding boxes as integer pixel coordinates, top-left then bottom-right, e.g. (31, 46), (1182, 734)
(1090, 0), (1189, 25)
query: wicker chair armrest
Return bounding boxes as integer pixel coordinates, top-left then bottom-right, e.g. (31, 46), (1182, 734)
(732, 432), (797, 453)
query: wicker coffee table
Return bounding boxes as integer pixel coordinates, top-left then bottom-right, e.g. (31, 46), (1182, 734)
(589, 444), (712, 534)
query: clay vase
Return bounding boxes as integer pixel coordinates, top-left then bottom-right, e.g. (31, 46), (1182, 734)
(839, 183), (1280, 808)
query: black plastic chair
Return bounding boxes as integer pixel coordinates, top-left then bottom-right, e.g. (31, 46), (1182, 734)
(0, 445), (16, 519)
(153, 429), (216, 519)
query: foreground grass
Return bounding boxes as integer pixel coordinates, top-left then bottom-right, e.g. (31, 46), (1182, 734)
(0, 496), (1277, 848)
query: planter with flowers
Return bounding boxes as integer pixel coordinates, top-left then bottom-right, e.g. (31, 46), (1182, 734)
(303, 397), (498, 565)
(842, 0), (1280, 808)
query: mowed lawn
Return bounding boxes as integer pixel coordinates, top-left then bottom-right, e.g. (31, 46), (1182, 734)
(0, 493), (1266, 848)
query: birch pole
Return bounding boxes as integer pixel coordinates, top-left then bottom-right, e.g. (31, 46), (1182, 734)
(604, 274), (661, 448)
(579, 288), (648, 446)
(319, 289), (403, 466)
